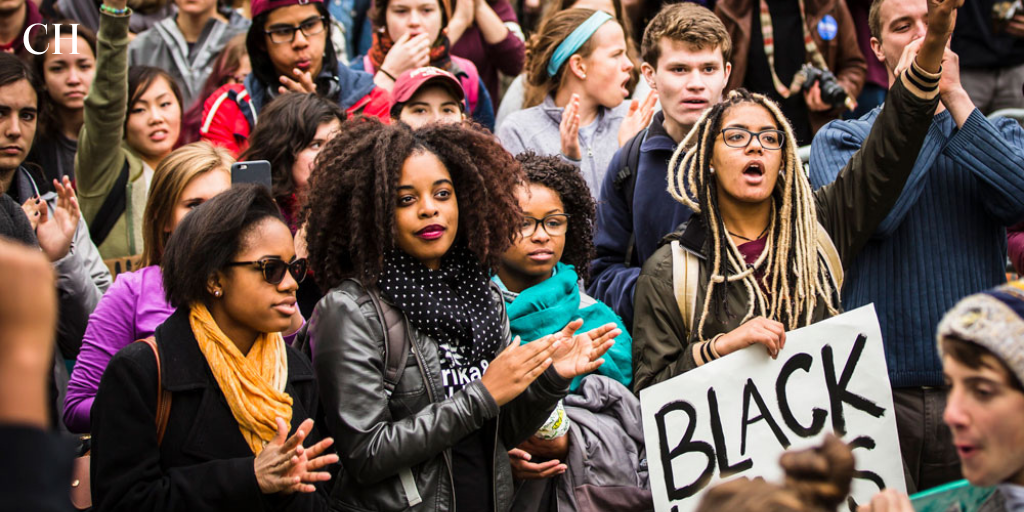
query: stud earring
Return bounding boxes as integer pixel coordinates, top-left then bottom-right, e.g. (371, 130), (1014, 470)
(214, 290), (222, 297)
(709, 166), (716, 174)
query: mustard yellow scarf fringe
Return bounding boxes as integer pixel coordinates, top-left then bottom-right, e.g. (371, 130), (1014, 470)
(190, 303), (293, 454)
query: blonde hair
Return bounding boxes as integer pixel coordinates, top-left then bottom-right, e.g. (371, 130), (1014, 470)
(666, 89), (838, 339)
(140, 141), (234, 267)
(522, 8), (632, 109)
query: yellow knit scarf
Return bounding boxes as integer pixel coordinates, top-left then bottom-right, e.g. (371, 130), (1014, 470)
(189, 303), (293, 454)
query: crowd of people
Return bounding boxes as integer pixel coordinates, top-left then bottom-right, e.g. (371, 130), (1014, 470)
(1, 0), (1024, 510)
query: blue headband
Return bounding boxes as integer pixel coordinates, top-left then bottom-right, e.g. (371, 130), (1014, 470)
(546, 10), (613, 78)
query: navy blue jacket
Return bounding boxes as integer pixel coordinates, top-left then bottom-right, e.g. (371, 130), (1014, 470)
(810, 108), (1024, 388)
(588, 112), (693, 328)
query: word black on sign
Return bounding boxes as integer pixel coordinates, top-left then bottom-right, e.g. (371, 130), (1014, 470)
(639, 306), (905, 512)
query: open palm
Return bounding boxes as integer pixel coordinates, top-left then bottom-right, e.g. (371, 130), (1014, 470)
(34, 178), (80, 261)
(549, 319), (619, 379)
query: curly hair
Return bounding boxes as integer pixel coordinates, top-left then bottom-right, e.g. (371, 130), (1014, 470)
(303, 117), (523, 291)
(513, 152), (595, 283)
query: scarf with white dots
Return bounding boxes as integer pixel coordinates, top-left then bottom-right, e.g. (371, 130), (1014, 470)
(379, 245), (505, 374)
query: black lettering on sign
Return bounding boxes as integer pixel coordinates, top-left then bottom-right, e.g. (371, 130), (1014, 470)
(822, 334), (885, 436)
(776, 353), (828, 437)
(848, 435), (886, 492)
(655, 400), (715, 501)
(708, 388), (753, 477)
(739, 378), (791, 455)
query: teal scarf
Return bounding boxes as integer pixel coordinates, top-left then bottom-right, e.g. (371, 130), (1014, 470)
(495, 263), (632, 391)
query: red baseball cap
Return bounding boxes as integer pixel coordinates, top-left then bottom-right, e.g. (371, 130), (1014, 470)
(250, 0), (323, 19)
(389, 67), (466, 114)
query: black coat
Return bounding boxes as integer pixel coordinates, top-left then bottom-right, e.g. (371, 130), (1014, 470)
(90, 307), (330, 512)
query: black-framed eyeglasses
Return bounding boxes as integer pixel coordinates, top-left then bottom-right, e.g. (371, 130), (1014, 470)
(227, 257), (308, 285)
(721, 127), (785, 150)
(520, 214), (570, 237)
(264, 16), (326, 44)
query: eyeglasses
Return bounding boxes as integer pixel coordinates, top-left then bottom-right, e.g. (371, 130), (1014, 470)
(720, 127), (785, 150)
(520, 214), (570, 237)
(227, 257), (308, 285)
(264, 16), (326, 44)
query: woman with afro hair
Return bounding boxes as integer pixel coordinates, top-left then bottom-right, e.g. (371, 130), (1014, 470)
(302, 118), (619, 511)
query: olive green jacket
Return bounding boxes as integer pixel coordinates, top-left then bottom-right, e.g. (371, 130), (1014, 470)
(76, 11), (147, 260)
(632, 65), (942, 393)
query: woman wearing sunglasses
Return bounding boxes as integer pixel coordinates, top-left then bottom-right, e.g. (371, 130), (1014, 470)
(91, 184), (334, 511)
(64, 142), (297, 433)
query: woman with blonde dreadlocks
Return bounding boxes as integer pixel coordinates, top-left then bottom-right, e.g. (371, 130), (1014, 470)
(630, 0), (963, 393)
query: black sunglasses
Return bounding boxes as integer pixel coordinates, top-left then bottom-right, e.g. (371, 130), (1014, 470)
(227, 257), (308, 285)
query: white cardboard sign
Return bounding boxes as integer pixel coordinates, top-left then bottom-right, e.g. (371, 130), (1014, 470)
(640, 305), (905, 512)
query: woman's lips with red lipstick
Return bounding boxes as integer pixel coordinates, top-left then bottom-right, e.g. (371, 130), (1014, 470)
(416, 225), (446, 240)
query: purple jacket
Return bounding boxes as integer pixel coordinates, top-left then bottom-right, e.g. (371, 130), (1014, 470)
(63, 265), (307, 433)
(63, 265), (173, 433)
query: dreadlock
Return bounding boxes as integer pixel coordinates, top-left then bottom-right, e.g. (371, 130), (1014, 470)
(666, 88), (838, 340)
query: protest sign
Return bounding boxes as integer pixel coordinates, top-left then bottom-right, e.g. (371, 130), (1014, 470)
(640, 305), (905, 512)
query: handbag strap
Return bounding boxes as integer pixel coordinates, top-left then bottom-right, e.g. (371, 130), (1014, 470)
(137, 336), (172, 445)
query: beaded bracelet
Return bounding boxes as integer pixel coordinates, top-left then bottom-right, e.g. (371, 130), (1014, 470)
(99, 4), (130, 15)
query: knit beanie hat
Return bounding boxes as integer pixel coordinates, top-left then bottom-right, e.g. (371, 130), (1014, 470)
(250, 0), (323, 19)
(937, 280), (1024, 387)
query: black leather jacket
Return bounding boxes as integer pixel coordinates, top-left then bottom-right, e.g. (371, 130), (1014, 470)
(311, 280), (571, 511)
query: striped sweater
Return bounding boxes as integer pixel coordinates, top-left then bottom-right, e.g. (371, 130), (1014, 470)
(809, 107), (1024, 387)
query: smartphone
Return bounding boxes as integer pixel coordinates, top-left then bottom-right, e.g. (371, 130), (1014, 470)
(231, 160), (272, 189)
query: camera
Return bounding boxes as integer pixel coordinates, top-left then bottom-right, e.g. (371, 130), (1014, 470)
(794, 64), (853, 111)
(993, 0), (1023, 33)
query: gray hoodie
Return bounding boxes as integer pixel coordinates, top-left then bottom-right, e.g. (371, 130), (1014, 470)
(498, 95), (629, 198)
(128, 12), (250, 108)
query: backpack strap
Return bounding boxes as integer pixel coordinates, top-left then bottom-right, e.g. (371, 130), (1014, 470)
(359, 289), (420, 507)
(89, 161), (130, 247)
(613, 128), (647, 268)
(670, 240), (700, 340)
(137, 336), (172, 445)
(360, 289), (411, 396)
(815, 223), (844, 291)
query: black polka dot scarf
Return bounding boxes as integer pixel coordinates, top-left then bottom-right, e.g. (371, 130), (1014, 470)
(379, 245), (505, 374)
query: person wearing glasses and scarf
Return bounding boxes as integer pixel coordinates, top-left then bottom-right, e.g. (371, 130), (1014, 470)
(200, 0), (390, 156)
(494, 153), (648, 509)
(91, 185), (335, 512)
(631, 0), (962, 392)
